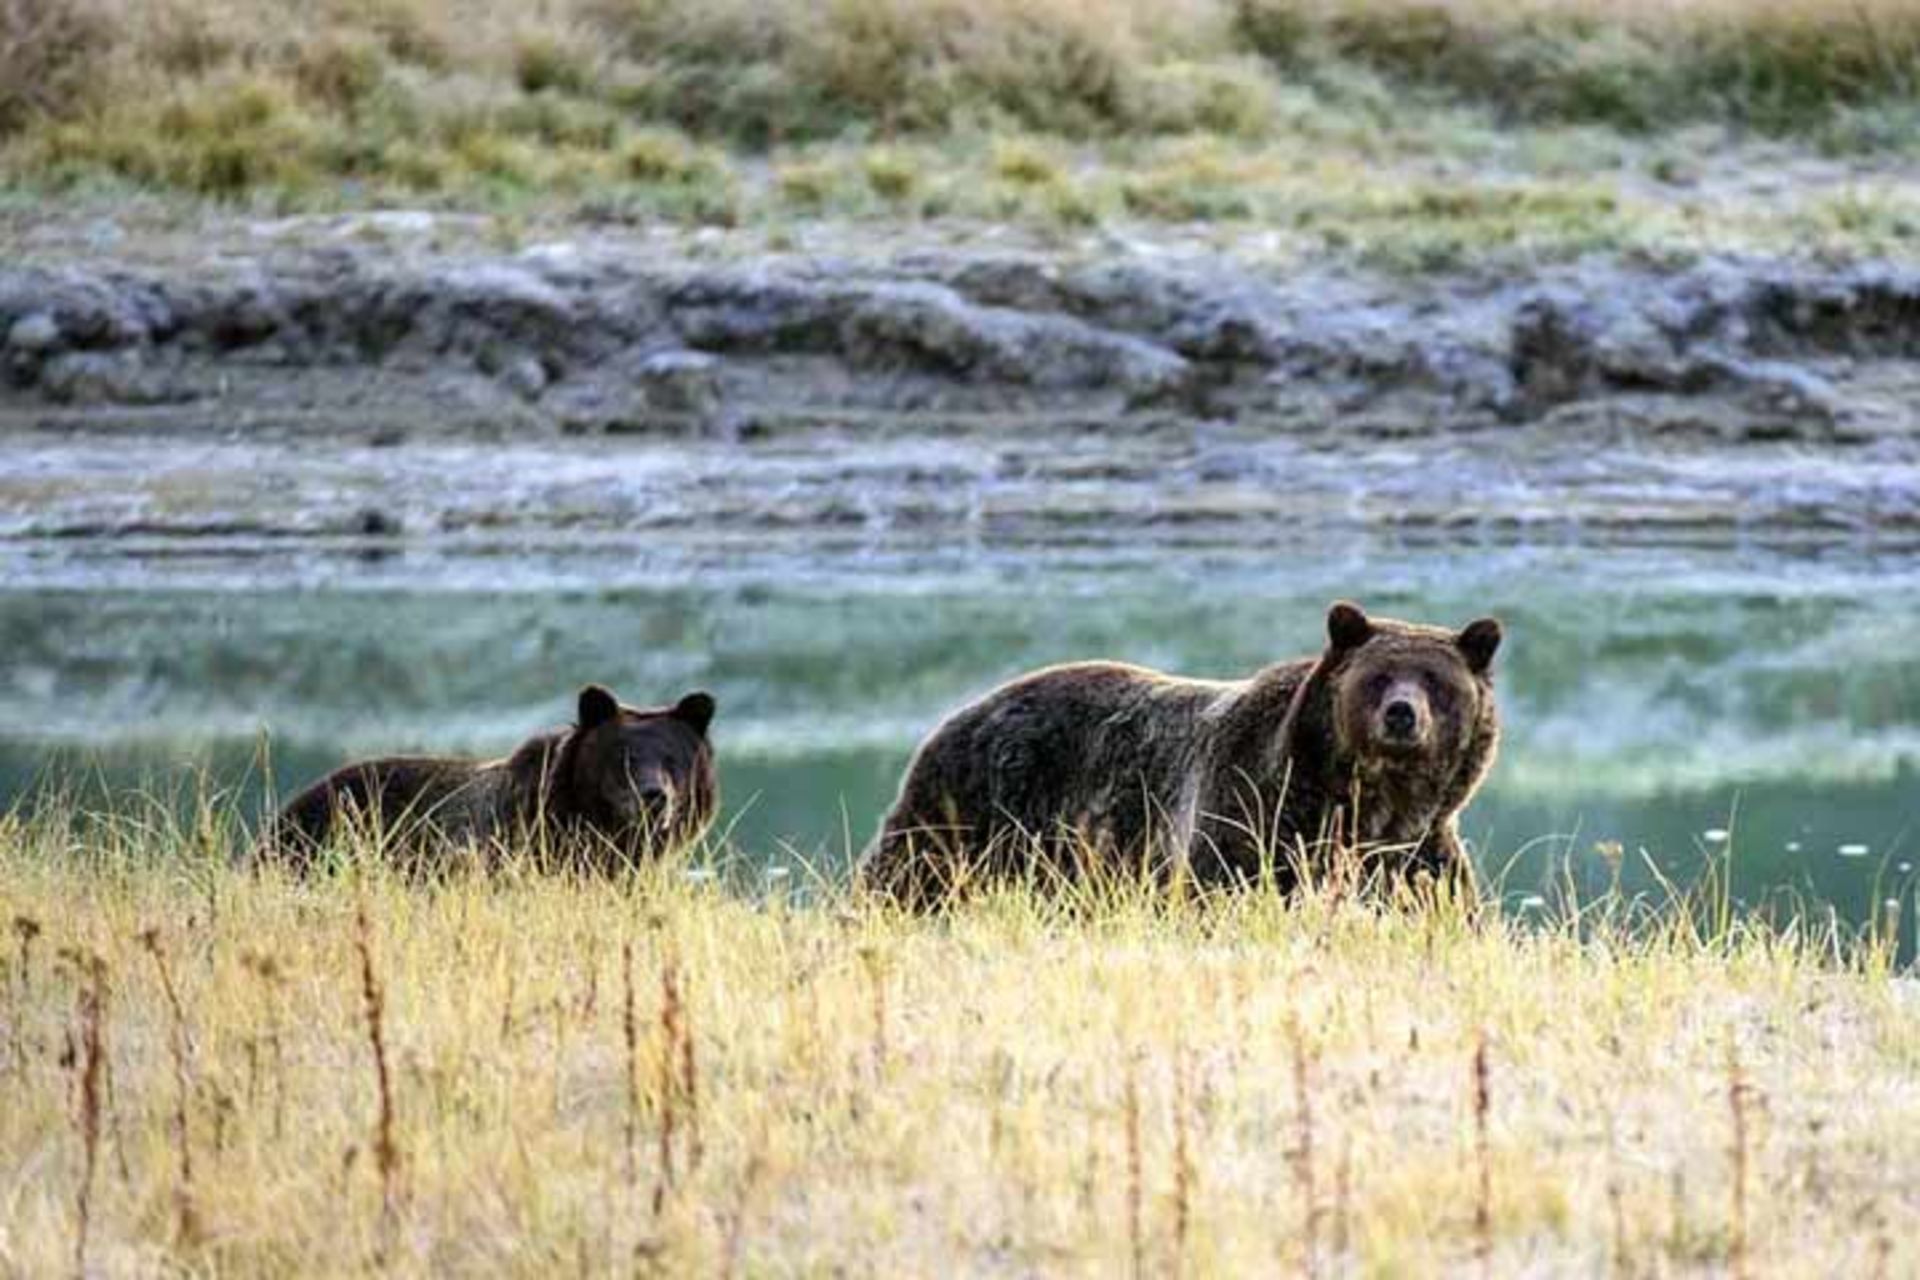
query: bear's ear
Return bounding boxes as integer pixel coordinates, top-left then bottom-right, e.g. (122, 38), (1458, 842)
(1326, 600), (1373, 654)
(673, 690), (716, 736)
(1456, 617), (1503, 674)
(577, 684), (620, 728)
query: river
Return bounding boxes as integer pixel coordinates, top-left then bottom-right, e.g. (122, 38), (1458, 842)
(4, 524), (1914, 940)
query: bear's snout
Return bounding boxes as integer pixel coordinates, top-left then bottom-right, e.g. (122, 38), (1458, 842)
(634, 780), (675, 822)
(610, 770), (677, 829)
(1375, 682), (1430, 748)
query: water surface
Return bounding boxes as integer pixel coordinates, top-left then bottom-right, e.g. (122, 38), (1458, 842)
(3, 530), (1915, 938)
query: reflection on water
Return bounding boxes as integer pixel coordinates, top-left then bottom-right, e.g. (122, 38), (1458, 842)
(2, 532), (1916, 938)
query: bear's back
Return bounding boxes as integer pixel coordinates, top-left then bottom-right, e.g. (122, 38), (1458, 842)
(260, 754), (509, 868)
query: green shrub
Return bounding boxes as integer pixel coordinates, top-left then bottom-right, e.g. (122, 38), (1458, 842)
(1134, 57), (1281, 137)
(328, 0), (450, 69)
(26, 73), (324, 197)
(1232, 0), (1920, 133)
(776, 158), (841, 208)
(497, 95), (621, 149)
(512, 28), (597, 95)
(863, 146), (920, 200)
(621, 127), (716, 184)
(294, 32), (389, 110)
(990, 137), (1063, 185)
(581, 0), (1173, 142)
(146, 1), (239, 75)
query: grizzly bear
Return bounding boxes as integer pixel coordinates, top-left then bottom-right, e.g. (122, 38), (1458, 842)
(256, 685), (718, 873)
(858, 602), (1501, 906)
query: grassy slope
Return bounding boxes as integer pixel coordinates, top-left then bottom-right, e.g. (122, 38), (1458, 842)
(3, 1), (1920, 268)
(3, 810), (1917, 1276)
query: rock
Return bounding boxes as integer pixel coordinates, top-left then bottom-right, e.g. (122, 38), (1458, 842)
(1510, 289), (1603, 407)
(0, 242), (1916, 453)
(38, 351), (180, 406)
(1170, 295), (1284, 364)
(635, 349), (721, 417)
(7, 312), (61, 355)
(840, 281), (1189, 397)
(441, 263), (572, 316)
(1707, 358), (1846, 439)
(546, 348), (726, 434)
(1745, 266), (1920, 359)
(352, 507), (403, 536)
(668, 273), (837, 353)
(501, 356), (549, 400)
(209, 283), (287, 349)
(37, 271), (160, 348)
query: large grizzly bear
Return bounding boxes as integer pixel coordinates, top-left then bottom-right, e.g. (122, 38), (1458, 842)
(858, 602), (1501, 906)
(257, 685), (718, 873)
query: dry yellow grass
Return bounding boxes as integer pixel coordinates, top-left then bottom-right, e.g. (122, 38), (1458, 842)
(3, 804), (1918, 1276)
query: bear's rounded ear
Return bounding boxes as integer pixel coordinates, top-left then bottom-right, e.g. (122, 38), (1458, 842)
(673, 690), (716, 735)
(1457, 617), (1503, 673)
(577, 684), (620, 728)
(1326, 601), (1373, 653)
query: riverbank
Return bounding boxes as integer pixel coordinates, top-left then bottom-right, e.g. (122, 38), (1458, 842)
(2, 822), (1915, 1276)
(3, 218), (1917, 544)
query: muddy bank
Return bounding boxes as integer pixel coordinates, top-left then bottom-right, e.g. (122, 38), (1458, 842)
(2, 223), (1917, 539)
(6, 431), (1917, 544)
(7, 229), (1920, 441)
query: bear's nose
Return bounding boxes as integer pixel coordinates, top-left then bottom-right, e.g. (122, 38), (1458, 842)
(1383, 700), (1417, 737)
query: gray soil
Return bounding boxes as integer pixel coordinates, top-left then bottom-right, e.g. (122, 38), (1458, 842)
(3, 215), (1917, 543)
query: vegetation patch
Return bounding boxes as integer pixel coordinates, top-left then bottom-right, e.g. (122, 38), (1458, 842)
(0, 0), (112, 136)
(1, 0), (1917, 222)
(1, 797), (1916, 1274)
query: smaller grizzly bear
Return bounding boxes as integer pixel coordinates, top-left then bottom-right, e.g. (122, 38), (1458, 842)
(257, 685), (718, 873)
(859, 602), (1501, 906)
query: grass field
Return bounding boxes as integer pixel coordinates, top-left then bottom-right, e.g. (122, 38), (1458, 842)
(3, 0), (1919, 266)
(3, 800), (1917, 1276)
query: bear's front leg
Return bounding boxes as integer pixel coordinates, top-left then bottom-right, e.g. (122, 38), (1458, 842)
(1402, 816), (1481, 906)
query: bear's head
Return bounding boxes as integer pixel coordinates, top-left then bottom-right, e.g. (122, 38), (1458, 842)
(1319, 600), (1501, 775)
(564, 684), (718, 848)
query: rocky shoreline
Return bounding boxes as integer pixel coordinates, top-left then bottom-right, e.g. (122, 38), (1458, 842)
(2, 223), (1917, 541)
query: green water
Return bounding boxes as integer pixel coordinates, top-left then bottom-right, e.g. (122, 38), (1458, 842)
(3, 532), (1916, 935)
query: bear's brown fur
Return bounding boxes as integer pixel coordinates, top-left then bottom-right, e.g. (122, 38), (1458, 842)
(256, 685), (718, 873)
(858, 602), (1501, 906)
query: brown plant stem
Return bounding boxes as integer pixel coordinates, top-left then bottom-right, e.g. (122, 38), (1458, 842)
(138, 928), (200, 1246)
(1473, 1031), (1492, 1280)
(354, 903), (402, 1247)
(69, 952), (107, 1280)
